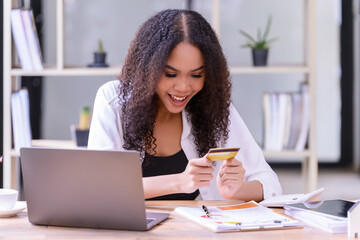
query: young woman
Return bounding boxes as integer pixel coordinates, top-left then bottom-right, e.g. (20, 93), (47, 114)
(88, 9), (282, 201)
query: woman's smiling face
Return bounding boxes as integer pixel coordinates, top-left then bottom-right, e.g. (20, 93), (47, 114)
(156, 42), (205, 115)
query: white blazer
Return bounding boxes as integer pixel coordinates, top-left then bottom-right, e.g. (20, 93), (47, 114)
(88, 81), (282, 200)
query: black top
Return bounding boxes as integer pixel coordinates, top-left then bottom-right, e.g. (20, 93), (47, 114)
(142, 149), (199, 200)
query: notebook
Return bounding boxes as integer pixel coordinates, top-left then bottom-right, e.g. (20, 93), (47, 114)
(20, 147), (169, 231)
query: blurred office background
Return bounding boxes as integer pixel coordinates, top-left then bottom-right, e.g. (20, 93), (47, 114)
(43, 0), (341, 162)
(1, 0), (360, 198)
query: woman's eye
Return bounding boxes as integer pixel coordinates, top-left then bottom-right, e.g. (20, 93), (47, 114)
(191, 74), (203, 78)
(165, 72), (177, 78)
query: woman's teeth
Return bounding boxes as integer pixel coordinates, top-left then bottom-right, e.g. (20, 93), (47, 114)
(169, 94), (187, 102)
(172, 96), (186, 101)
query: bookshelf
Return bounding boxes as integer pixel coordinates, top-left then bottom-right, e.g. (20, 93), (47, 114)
(10, 66), (122, 76)
(2, 0), (317, 192)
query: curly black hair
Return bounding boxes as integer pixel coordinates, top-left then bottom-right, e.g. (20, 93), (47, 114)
(118, 9), (231, 159)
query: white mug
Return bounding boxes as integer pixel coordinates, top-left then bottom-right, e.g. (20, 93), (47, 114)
(0, 189), (18, 211)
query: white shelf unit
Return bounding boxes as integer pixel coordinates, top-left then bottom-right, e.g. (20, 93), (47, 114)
(10, 66), (122, 76)
(213, 0), (317, 193)
(2, 0), (317, 192)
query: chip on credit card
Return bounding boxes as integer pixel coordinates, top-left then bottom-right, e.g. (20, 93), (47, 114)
(206, 147), (240, 161)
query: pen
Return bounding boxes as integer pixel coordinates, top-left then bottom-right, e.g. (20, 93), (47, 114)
(202, 205), (210, 218)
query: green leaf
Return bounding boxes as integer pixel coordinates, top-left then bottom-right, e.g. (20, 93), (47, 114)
(239, 30), (257, 44)
(257, 28), (262, 42)
(240, 43), (255, 49)
(239, 14), (277, 49)
(98, 39), (104, 53)
(263, 15), (272, 41)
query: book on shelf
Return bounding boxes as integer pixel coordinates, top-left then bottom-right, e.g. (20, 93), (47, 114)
(11, 89), (32, 151)
(11, 9), (43, 71)
(262, 83), (310, 152)
(262, 93), (272, 150)
(11, 9), (33, 70)
(269, 93), (280, 151)
(21, 9), (43, 70)
(174, 201), (299, 232)
(294, 83), (310, 151)
(282, 93), (292, 149)
(287, 93), (302, 149)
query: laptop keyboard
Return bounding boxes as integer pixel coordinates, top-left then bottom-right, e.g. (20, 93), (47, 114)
(147, 218), (155, 224)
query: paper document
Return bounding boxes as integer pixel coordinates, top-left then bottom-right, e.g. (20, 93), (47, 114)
(174, 201), (299, 232)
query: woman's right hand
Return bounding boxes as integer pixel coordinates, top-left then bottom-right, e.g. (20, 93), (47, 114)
(178, 157), (214, 193)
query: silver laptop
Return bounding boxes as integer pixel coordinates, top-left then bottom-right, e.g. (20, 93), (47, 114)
(20, 147), (169, 231)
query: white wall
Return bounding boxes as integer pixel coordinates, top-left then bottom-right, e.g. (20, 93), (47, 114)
(42, 0), (186, 140)
(315, 0), (341, 161)
(42, 0), (341, 162)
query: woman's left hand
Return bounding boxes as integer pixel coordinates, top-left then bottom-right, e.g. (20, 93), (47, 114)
(216, 158), (245, 199)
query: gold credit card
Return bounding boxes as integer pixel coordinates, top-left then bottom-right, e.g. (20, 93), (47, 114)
(206, 147), (240, 161)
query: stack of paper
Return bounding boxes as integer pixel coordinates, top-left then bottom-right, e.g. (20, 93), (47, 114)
(284, 208), (347, 233)
(284, 199), (355, 234)
(174, 201), (299, 232)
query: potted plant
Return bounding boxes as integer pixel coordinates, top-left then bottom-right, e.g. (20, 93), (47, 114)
(88, 39), (109, 67)
(70, 106), (91, 147)
(239, 15), (277, 66)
